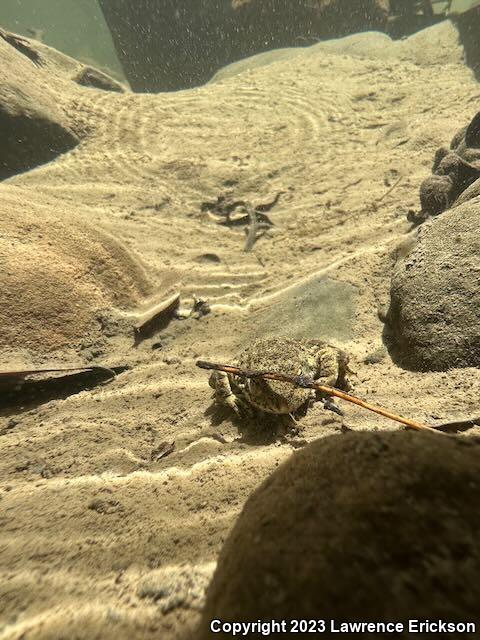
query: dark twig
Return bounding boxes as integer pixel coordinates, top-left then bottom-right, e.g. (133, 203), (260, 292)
(254, 191), (285, 212)
(196, 360), (443, 434)
(376, 175), (403, 204)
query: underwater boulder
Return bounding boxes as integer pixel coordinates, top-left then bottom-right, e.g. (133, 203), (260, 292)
(233, 0), (389, 36)
(386, 200), (480, 371)
(98, 0), (388, 92)
(198, 431), (480, 637)
(0, 28), (79, 180)
(0, 192), (152, 363)
(98, 0), (318, 92)
(450, 1), (480, 81)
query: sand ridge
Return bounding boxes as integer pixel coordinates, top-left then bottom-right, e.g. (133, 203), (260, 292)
(2, 22), (480, 639)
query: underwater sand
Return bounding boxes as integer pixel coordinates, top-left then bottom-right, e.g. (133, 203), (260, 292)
(2, 21), (480, 639)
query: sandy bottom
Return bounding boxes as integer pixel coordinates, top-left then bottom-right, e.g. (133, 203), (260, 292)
(2, 22), (480, 639)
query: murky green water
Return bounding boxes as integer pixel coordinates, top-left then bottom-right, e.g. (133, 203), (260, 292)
(0, 0), (123, 78)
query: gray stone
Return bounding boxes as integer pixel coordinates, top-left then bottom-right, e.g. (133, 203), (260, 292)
(386, 201), (480, 371)
(250, 276), (357, 344)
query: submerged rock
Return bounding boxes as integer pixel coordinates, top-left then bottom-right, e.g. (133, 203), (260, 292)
(386, 201), (480, 371)
(198, 431), (480, 636)
(0, 29), (79, 180)
(0, 193), (152, 363)
(314, 0), (389, 37)
(415, 110), (480, 220)
(98, 0), (389, 92)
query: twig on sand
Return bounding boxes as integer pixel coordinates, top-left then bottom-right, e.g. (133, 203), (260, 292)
(196, 360), (442, 435)
(376, 175), (403, 204)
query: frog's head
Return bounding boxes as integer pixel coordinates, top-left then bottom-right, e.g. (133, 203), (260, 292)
(245, 368), (310, 415)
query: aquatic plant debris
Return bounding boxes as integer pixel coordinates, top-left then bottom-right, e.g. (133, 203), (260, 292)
(133, 292), (180, 343)
(201, 192), (283, 251)
(196, 360), (442, 434)
(0, 365), (117, 382)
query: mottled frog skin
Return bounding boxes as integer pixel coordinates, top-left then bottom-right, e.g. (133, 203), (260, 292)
(209, 336), (350, 418)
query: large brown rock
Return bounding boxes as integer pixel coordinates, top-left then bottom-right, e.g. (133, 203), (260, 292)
(0, 28), (150, 365)
(386, 200), (480, 371)
(0, 29), (79, 180)
(199, 431), (480, 637)
(0, 191), (152, 363)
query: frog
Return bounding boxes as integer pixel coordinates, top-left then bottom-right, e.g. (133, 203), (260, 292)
(208, 336), (351, 420)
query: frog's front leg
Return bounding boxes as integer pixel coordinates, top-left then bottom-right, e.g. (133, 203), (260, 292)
(313, 346), (345, 414)
(209, 371), (252, 417)
(314, 347), (341, 388)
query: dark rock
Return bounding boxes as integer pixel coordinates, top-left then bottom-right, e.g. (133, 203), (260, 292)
(453, 5), (480, 83)
(387, 0), (444, 39)
(0, 28), (42, 66)
(465, 109), (480, 148)
(436, 152), (480, 191)
(417, 111), (480, 218)
(198, 431), (480, 637)
(98, 0), (389, 92)
(386, 201), (480, 371)
(315, 0), (389, 38)
(419, 173), (454, 216)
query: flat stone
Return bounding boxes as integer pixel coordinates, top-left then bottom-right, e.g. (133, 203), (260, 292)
(250, 276), (357, 344)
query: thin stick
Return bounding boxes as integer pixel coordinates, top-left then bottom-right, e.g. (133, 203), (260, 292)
(376, 175), (403, 204)
(196, 360), (442, 434)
